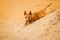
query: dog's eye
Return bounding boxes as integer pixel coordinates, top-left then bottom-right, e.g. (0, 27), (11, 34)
(28, 17), (30, 18)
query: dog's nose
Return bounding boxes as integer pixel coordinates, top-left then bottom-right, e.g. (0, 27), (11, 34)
(26, 20), (29, 22)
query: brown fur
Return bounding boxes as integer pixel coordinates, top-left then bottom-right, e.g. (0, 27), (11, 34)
(24, 3), (52, 26)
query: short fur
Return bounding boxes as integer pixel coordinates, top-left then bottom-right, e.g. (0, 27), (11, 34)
(24, 3), (52, 26)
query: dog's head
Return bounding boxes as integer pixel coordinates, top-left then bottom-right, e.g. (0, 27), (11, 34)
(24, 11), (32, 23)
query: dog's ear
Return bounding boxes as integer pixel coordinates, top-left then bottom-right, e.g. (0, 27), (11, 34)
(24, 11), (27, 15)
(29, 11), (32, 15)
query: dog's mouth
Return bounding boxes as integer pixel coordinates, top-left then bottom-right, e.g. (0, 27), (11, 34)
(26, 20), (31, 23)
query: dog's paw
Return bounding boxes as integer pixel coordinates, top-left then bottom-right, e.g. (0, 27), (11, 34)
(24, 23), (28, 26)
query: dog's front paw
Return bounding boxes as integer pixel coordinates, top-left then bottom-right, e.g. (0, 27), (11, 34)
(24, 22), (28, 26)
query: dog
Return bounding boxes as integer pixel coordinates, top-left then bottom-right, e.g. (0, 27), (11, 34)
(24, 3), (52, 26)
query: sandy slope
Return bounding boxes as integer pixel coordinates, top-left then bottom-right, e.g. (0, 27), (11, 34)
(18, 9), (60, 40)
(0, 9), (60, 40)
(0, 0), (60, 40)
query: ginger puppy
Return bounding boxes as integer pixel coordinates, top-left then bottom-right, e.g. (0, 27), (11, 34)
(24, 3), (52, 26)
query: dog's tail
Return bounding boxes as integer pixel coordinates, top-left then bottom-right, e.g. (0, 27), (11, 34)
(44, 3), (52, 10)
